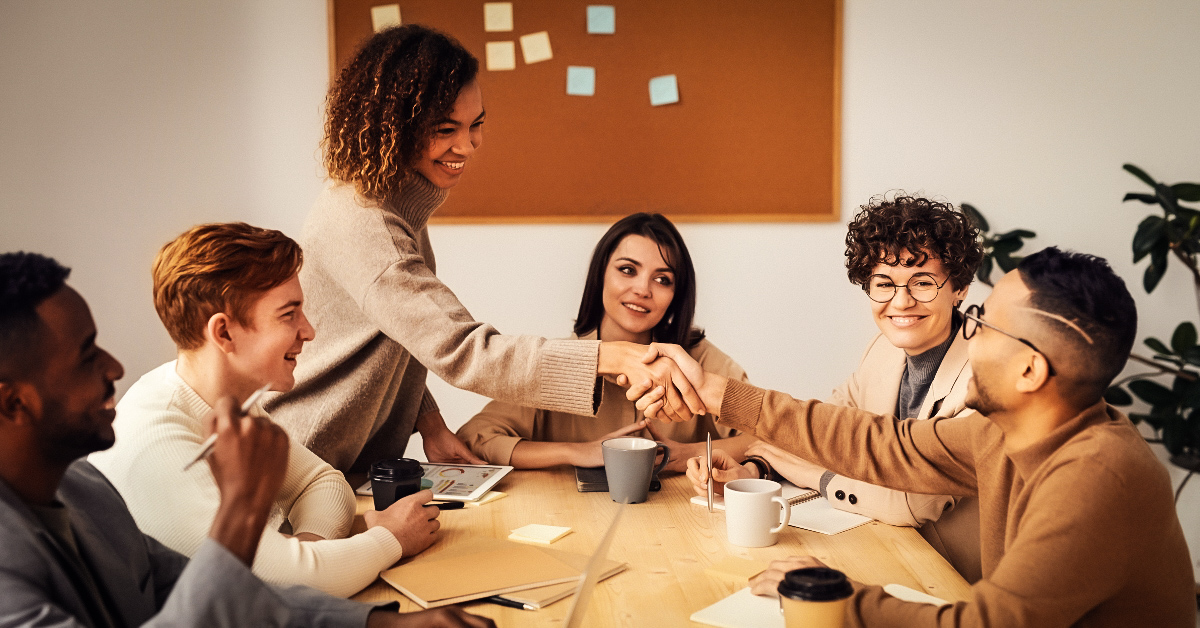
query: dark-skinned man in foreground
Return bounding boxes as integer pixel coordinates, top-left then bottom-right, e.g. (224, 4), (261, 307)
(636, 247), (1193, 627)
(0, 251), (493, 628)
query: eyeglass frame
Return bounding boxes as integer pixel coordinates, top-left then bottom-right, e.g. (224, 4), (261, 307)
(961, 304), (1057, 377)
(862, 272), (950, 304)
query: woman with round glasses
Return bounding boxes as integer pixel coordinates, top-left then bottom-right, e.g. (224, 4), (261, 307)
(688, 193), (986, 582)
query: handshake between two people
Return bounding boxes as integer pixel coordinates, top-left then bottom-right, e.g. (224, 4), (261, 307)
(601, 341), (728, 423)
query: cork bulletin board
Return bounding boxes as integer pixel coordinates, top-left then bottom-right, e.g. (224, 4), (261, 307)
(328, 0), (841, 223)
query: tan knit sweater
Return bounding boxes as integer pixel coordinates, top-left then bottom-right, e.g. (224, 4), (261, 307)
(719, 379), (1194, 627)
(457, 331), (748, 464)
(267, 175), (600, 471)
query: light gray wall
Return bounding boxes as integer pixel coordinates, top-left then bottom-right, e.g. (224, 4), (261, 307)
(2, 0), (1198, 578)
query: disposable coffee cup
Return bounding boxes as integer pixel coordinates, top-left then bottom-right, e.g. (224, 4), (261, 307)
(369, 458), (424, 511)
(777, 567), (853, 628)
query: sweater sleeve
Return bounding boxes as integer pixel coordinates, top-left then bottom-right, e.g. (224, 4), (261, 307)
(455, 399), (541, 465)
(314, 210), (600, 416)
(718, 380), (980, 497)
(275, 440), (355, 540)
(250, 525), (402, 598)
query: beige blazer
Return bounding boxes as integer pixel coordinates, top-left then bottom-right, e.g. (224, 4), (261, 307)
(457, 331), (748, 464)
(756, 330), (982, 582)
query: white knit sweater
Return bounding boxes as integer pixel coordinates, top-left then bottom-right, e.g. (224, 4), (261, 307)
(89, 362), (403, 597)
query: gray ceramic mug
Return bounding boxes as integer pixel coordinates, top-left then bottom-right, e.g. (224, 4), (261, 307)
(601, 437), (671, 504)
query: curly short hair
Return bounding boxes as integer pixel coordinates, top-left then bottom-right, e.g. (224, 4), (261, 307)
(323, 24), (479, 202)
(152, 223), (302, 351)
(845, 194), (983, 290)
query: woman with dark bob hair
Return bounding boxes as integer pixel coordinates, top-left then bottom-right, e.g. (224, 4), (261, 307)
(689, 193), (988, 583)
(266, 25), (703, 474)
(458, 213), (756, 471)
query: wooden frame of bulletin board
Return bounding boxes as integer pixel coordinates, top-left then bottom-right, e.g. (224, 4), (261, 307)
(328, 0), (841, 223)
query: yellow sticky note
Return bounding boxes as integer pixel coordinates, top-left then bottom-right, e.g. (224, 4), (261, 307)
(485, 41), (516, 71)
(509, 524), (572, 545)
(465, 491), (508, 507)
(519, 31), (553, 64)
(370, 4), (401, 32)
(483, 2), (513, 32)
(705, 556), (767, 581)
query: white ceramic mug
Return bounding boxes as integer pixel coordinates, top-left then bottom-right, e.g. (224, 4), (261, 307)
(723, 478), (791, 547)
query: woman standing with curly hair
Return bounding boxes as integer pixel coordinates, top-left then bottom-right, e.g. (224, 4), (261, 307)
(267, 25), (703, 473)
(688, 193), (987, 583)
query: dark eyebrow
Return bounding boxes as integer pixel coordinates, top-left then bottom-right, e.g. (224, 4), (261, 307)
(79, 331), (96, 356)
(276, 300), (302, 311)
(615, 257), (674, 274)
(435, 110), (486, 127)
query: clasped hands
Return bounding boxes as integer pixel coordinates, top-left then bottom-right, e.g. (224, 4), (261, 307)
(602, 341), (723, 423)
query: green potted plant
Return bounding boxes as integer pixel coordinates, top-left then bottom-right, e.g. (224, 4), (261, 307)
(1104, 164), (1200, 499)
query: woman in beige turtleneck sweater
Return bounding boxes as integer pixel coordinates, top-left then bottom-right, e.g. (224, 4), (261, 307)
(267, 25), (705, 473)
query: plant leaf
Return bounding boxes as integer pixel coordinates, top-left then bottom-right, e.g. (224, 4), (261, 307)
(1123, 163), (1158, 188)
(976, 255), (994, 287)
(1143, 245), (1169, 293)
(1172, 322), (1198, 355)
(961, 203), (989, 232)
(1185, 346), (1200, 367)
(992, 238), (1023, 255)
(1163, 420), (1186, 455)
(1181, 379), (1200, 409)
(1129, 379), (1177, 406)
(994, 251), (1019, 273)
(1156, 183), (1181, 214)
(1104, 386), (1134, 406)
(1123, 192), (1160, 204)
(1171, 183), (1200, 202)
(1145, 337), (1173, 355)
(1132, 216), (1167, 261)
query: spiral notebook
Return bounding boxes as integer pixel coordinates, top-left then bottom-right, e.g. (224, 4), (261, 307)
(689, 481), (871, 535)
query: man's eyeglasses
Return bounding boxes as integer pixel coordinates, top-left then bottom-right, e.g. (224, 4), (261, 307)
(864, 272), (948, 303)
(962, 304), (1057, 377)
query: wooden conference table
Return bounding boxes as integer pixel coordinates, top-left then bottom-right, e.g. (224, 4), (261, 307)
(349, 468), (971, 626)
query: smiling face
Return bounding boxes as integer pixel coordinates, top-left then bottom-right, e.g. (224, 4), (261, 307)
(412, 80), (485, 189)
(225, 275), (314, 394)
(597, 235), (676, 344)
(868, 252), (968, 356)
(29, 287), (125, 461)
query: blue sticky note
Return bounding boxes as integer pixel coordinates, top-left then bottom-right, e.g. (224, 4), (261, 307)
(587, 5), (615, 35)
(648, 74), (679, 106)
(566, 66), (596, 96)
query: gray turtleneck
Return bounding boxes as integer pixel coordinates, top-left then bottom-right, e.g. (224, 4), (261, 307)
(267, 175), (601, 471)
(896, 315), (962, 420)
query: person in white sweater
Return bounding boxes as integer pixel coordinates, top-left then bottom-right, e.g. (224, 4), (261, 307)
(91, 223), (440, 597)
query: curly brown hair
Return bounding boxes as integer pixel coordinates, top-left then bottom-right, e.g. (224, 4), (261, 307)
(323, 25), (478, 202)
(845, 194), (983, 290)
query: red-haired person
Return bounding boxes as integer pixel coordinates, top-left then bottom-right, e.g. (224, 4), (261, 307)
(91, 223), (440, 597)
(688, 195), (986, 582)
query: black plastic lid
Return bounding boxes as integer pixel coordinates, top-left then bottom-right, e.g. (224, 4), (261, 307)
(777, 567), (853, 602)
(369, 458), (424, 481)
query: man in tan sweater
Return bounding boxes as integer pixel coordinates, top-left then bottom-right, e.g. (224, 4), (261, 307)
(646, 247), (1194, 627)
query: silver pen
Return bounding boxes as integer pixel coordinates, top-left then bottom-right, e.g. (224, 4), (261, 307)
(182, 383), (272, 471)
(706, 432), (714, 512)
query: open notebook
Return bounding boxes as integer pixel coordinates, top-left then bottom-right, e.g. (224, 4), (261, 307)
(690, 481), (871, 535)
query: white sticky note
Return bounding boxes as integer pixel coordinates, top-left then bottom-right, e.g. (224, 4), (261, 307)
(483, 2), (513, 32)
(648, 74), (680, 106)
(566, 66), (596, 96)
(587, 5), (615, 34)
(519, 31), (553, 64)
(509, 524), (573, 545)
(485, 41), (516, 71)
(370, 4), (401, 32)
